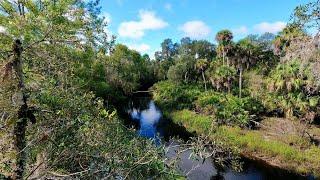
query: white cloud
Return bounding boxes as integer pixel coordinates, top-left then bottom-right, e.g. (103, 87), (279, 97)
(164, 3), (172, 11)
(253, 21), (286, 34)
(179, 20), (211, 39)
(232, 26), (248, 35)
(118, 10), (168, 39)
(0, 26), (6, 33)
(128, 43), (151, 53)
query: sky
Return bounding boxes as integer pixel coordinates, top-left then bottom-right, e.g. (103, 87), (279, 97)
(100, 0), (311, 58)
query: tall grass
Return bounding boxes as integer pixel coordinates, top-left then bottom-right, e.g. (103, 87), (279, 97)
(170, 110), (320, 177)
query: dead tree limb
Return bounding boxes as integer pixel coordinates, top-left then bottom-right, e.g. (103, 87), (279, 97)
(11, 39), (35, 180)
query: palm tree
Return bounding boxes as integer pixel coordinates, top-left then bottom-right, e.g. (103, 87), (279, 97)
(215, 30), (234, 66)
(195, 59), (209, 91)
(268, 60), (305, 118)
(234, 39), (257, 98)
(272, 24), (306, 55)
(210, 65), (236, 93)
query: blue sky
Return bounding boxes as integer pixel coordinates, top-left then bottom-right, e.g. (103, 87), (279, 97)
(100, 0), (310, 58)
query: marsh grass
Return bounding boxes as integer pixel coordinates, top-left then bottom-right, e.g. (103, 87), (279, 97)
(170, 109), (320, 177)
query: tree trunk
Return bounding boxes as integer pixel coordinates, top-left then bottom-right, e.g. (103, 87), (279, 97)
(224, 47), (229, 66)
(222, 50), (225, 66)
(226, 57), (229, 67)
(202, 71), (207, 91)
(11, 39), (30, 180)
(13, 116), (27, 180)
(239, 68), (242, 98)
(184, 71), (188, 83)
(209, 77), (215, 89)
(227, 77), (231, 94)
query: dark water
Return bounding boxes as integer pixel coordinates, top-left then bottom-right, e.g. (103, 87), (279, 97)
(125, 97), (316, 180)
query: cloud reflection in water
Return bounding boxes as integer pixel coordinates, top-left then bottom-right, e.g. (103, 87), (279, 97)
(129, 101), (162, 144)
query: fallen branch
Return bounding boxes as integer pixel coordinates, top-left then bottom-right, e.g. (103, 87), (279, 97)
(47, 169), (90, 177)
(132, 90), (153, 94)
(249, 120), (267, 129)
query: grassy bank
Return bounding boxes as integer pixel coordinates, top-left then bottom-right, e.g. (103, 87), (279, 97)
(169, 109), (320, 177)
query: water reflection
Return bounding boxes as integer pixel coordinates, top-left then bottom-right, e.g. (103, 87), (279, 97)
(128, 101), (162, 144)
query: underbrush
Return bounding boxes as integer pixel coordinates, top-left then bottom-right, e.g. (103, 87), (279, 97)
(195, 91), (263, 126)
(151, 81), (202, 110)
(153, 80), (263, 126)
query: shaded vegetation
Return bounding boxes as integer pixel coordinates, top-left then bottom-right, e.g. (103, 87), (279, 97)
(0, 0), (178, 179)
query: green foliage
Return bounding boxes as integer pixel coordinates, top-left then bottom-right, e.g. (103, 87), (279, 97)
(245, 33), (276, 52)
(273, 24), (307, 55)
(0, 0), (176, 179)
(153, 37), (216, 83)
(265, 60), (320, 118)
(153, 59), (174, 80)
(214, 65), (237, 78)
(104, 44), (142, 94)
(208, 63), (237, 93)
(160, 38), (178, 60)
(171, 110), (213, 134)
(195, 59), (209, 72)
(167, 63), (187, 82)
(167, 55), (196, 83)
(150, 2), (320, 177)
(191, 40), (216, 60)
(1, 0), (318, 178)
(30, 81), (177, 179)
(152, 81), (202, 110)
(153, 81), (262, 126)
(195, 91), (263, 126)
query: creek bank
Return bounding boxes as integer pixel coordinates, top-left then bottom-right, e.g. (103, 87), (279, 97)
(123, 96), (317, 179)
(168, 109), (320, 178)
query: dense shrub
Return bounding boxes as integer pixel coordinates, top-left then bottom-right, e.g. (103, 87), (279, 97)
(152, 81), (263, 126)
(195, 92), (263, 126)
(152, 80), (202, 110)
(264, 60), (320, 119)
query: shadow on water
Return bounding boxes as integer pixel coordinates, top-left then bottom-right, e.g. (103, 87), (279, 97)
(123, 95), (316, 180)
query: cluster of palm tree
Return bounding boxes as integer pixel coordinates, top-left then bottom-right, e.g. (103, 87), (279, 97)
(266, 60), (320, 118)
(208, 31), (269, 97)
(157, 30), (275, 96)
(216, 30), (234, 66)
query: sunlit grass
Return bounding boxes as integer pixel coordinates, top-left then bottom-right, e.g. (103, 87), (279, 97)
(170, 109), (320, 177)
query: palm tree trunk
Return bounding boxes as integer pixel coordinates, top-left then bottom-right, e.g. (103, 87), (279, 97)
(239, 68), (242, 98)
(226, 56), (229, 67)
(227, 76), (231, 94)
(222, 50), (225, 66)
(184, 71), (188, 83)
(225, 47), (229, 66)
(202, 71), (207, 91)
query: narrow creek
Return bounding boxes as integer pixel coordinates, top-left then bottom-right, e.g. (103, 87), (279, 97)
(123, 95), (315, 180)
